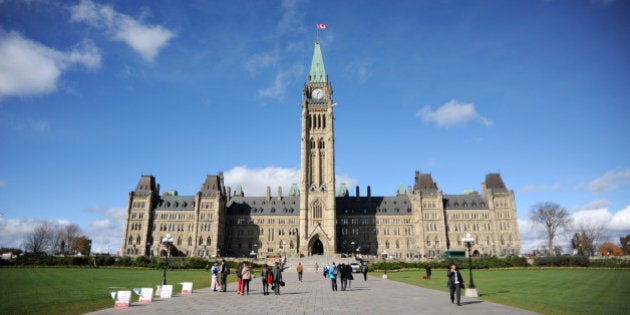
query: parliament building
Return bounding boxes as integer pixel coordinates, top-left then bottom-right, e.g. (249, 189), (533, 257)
(122, 42), (521, 260)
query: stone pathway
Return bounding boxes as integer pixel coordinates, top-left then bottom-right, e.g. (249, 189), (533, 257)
(86, 270), (538, 315)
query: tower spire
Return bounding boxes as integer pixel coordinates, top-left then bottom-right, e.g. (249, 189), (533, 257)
(309, 42), (327, 83)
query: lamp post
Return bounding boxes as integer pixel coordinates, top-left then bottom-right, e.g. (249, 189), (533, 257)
(461, 233), (478, 297)
(382, 250), (388, 279)
(161, 234), (174, 285)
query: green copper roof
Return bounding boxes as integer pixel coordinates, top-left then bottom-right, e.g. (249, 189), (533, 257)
(309, 42), (327, 83)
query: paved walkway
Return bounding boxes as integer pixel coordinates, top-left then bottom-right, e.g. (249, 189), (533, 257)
(87, 271), (538, 315)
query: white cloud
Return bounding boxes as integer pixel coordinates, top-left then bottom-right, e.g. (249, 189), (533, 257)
(589, 169), (630, 193)
(609, 206), (630, 232)
(344, 59), (373, 83)
(70, 0), (175, 62)
(245, 52), (279, 74)
(224, 165), (300, 196)
(520, 200), (630, 254)
(0, 31), (101, 99)
(257, 65), (303, 101)
(0, 218), (74, 249)
(84, 206), (125, 254)
(222, 165), (357, 198)
(276, 0), (306, 35)
(571, 208), (612, 227)
(416, 99), (493, 128)
(572, 199), (611, 212)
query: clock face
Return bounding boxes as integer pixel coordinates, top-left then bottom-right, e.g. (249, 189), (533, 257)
(312, 88), (323, 99)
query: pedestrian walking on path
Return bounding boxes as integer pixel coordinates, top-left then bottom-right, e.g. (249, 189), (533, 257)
(219, 259), (229, 292)
(447, 263), (465, 306)
(272, 261), (283, 295)
(241, 262), (252, 295)
(260, 264), (271, 295)
(210, 262), (220, 291)
(328, 262), (338, 291)
(297, 262), (304, 282)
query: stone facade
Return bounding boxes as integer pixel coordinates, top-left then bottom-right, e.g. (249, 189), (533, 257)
(122, 42), (521, 259)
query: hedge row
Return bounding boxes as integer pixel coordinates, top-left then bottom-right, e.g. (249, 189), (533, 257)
(368, 256), (529, 271)
(3, 255), (629, 269)
(0, 255), (259, 270)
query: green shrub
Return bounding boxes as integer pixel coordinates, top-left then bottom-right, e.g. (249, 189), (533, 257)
(534, 256), (590, 267)
(590, 257), (630, 268)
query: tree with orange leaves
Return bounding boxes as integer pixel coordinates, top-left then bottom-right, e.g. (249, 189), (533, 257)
(598, 242), (623, 256)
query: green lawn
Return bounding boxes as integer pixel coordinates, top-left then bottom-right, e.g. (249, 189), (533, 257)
(380, 268), (630, 315)
(0, 268), (220, 314)
(1, 268), (628, 314)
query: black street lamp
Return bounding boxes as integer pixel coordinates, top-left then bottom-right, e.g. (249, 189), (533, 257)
(462, 233), (478, 296)
(161, 234), (174, 285)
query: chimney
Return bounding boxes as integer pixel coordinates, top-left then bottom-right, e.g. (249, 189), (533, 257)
(266, 186), (271, 201)
(356, 185), (360, 201)
(367, 185), (372, 201)
(277, 186), (283, 201)
(227, 186), (231, 202)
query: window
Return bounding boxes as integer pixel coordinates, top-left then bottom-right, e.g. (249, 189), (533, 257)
(312, 200), (322, 223)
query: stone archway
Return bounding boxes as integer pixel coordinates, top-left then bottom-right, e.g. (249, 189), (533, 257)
(311, 239), (324, 255)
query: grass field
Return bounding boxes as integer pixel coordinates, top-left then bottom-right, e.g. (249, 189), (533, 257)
(1, 267), (628, 314)
(381, 268), (630, 315)
(0, 268), (219, 314)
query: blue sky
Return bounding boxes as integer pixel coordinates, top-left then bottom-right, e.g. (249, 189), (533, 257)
(1, 0), (629, 255)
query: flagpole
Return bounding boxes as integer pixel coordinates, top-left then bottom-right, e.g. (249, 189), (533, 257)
(316, 26), (319, 43)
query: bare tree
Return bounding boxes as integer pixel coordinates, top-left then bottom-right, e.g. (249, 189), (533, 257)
(60, 224), (82, 255)
(24, 223), (53, 253)
(571, 221), (607, 256)
(529, 202), (572, 256)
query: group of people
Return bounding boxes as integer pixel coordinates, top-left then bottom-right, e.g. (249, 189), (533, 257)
(320, 262), (368, 291)
(209, 259), (465, 306)
(208, 260), (284, 295)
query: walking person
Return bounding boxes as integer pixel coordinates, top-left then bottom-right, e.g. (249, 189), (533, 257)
(272, 261), (283, 295)
(340, 263), (348, 291)
(447, 263), (465, 306)
(361, 263), (368, 281)
(219, 259), (230, 292)
(236, 262), (244, 295)
(260, 264), (271, 295)
(347, 264), (354, 288)
(210, 262), (220, 291)
(296, 262), (304, 282)
(425, 265), (432, 280)
(241, 262), (252, 295)
(328, 262), (338, 291)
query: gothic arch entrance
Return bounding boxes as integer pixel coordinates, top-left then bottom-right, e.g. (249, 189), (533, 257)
(311, 239), (324, 255)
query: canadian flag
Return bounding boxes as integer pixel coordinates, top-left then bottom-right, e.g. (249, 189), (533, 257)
(317, 24), (328, 29)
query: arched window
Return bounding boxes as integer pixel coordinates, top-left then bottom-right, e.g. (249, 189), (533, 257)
(207, 237), (211, 246)
(188, 237), (193, 246)
(312, 200), (323, 223)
